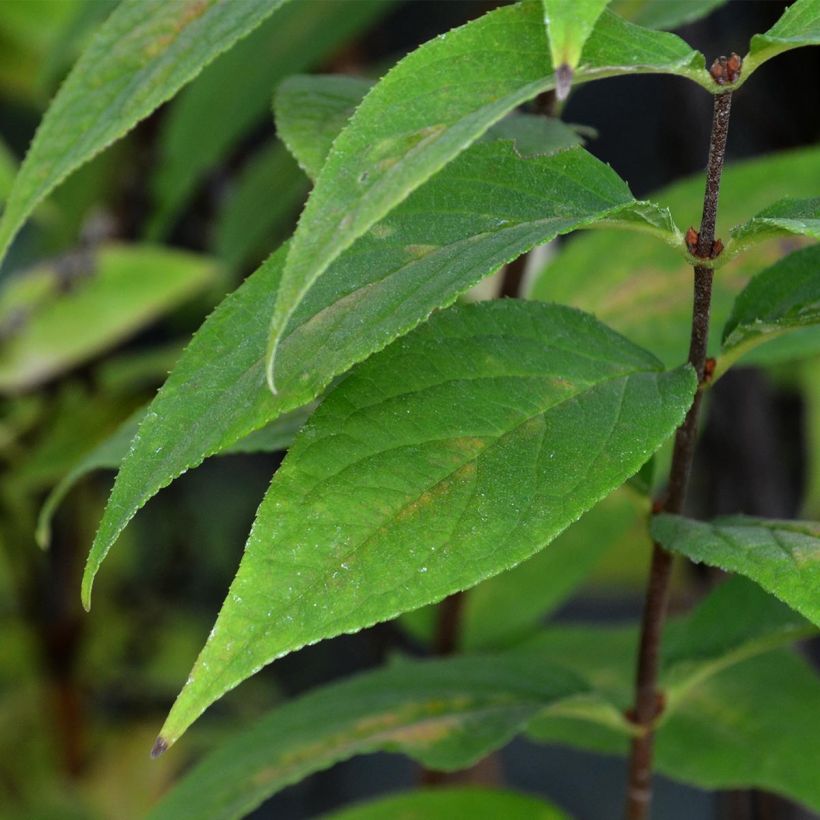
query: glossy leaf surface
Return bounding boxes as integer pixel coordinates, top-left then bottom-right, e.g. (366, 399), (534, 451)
(265, 0), (706, 387)
(744, 0), (820, 80)
(0, 244), (216, 393)
(0, 0), (288, 264)
(148, 656), (587, 820)
(653, 514), (820, 627)
(83, 138), (670, 605)
(325, 788), (568, 820)
(158, 300), (695, 748)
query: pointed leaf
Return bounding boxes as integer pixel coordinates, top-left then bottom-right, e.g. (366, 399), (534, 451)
(265, 1), (706, 387)
(37, 404), (311, 549)
(0, 0), (290, 265)
(149, 0), (388, 236)
(541, 0), (611, 99)
(743, 0), (820, 81)
(158, 300), (695, 748)
(84, 138), (677, 605)
(147, 656), (588, 820)
(653, 513), (820, 627)
(325, 788), (568, 820)
(529, 146), (820, 368)
(0, 243), (217, 393)
(726, 196), (820, 258)
(718, 245), (820, 376)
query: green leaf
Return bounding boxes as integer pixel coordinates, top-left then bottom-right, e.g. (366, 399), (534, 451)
(0, 138), (16, 205)
(324, 788), (568, 820)
(213, 141), (308, 271)
(0, 243), (217, 393)
(653, 513), (820, 627)
(156, 299), (695, 749)
(718, 245), (820, 376)
(0, 0), (289, 265)
(149, 0), (389, 236)
(36, 404), (311, 549)
(726, 196), (820, 259)
(265, 1), (706, 388)
(83, 137), (674, 605)
(274, 74), (374, 182)
(610, 0), (728, 30)
(529, 145), (820, 368)
(147, 656), (588, 820)
(541, 0), (611, 99)
(743, 0), (820, 81)
(524, 580), (820, 810)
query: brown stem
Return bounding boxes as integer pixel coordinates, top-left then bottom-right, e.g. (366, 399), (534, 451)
(624, 90), (733, 820)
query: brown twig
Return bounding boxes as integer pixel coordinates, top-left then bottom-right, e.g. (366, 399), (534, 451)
(624, 87), (734, 820)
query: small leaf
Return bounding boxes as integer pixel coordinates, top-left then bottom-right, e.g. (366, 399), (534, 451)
(529, 146), (820, 368)
(718, 245), (820, 376)
(324, 788), (568, 820)
(0, 0), (290, 265)
(158, 300), (695, 748)
(84, 137), (674, 605)
(37, 404), (311, 549)
(653, 513), (820, 627)
(726, 196), (820, 258)
(0, 243), (217, 393)
(541, 0), (611, 99)
(147, 655), (588, 820)
(213, 141), (308, 270)
(148, 0), (388, 236)
(744, 0), (820, 81)
(265, 1), (706, 388)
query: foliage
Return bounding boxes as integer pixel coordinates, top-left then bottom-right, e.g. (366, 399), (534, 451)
(0, 1), (818, 818)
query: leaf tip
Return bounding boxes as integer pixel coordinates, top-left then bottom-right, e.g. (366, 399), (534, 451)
(151, 736), (169, 759)
(556, 64), (573, 101)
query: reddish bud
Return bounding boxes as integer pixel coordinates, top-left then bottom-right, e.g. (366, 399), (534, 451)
(685, 226), (699, 254)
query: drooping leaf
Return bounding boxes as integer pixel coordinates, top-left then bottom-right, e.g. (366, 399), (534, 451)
(717, 245), (820, 376)
(652, 514), (820, 627)
(84, 138), (678, 604)
(157, 299), (695, 749)
(147, 656), (589, 820)
(0, 243), (217, 393)
(37, 404), (311, 548)
(743, 0), (820, 81)
(149, 0), (389, 236)
(324, 788), (568, 820)
(213, 141), (307, 271)
(265, 1), (707, 388)
(529, 145), (820, 368)
(610, 0), (728, 30)
(541, 0), (611, 99)
(726, 196), (820, 259)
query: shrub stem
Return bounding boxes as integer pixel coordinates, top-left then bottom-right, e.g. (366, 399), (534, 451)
(624, 89), (733, 820)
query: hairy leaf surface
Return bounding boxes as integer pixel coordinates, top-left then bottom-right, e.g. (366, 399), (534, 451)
(0, 0), (289, 264)
(0, 244), (216, 393)
(158, 300), (695, 748)
(149, 0), (387, 235)
(718, 245), (820, 375)
(529, 146), (820, 368)
(265, 0), (706, 387)
(653, 514), (820, 627)
(726, 196), (820, 258)
(148, 656), (587, 820)
(325, 788), (567, 820)
(83, 139), (671, 605)
(743, 0), (820, 80)
(541, 0), (610, 98)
